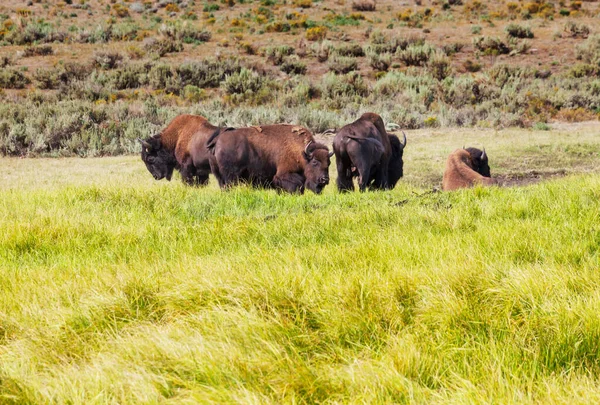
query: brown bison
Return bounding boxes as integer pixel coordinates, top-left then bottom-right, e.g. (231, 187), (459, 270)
(139, 114), (226, 185)
(207, 124), (333, 194)
(333, 112), (407, 192)
(442, 147), (494, 191)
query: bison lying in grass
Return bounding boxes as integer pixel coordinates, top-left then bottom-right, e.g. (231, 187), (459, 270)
(442, 147), (495, 191)
(333, 112), (407, 192)
(139, 114), (225, 186)
(207, 124), (333, 194)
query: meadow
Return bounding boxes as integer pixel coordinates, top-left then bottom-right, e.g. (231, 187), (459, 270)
(1, 124), (600, 403)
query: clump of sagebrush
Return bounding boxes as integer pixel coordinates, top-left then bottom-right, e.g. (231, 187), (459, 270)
(563, 21), (590, 38)
(473, 36), (510, 55)
(320, 71), (368, 108)
(22, 44), (54, 57)
(92, 51), (124, 70)
(143, 37), (184, 57)
(158, 21), (211, 43)
(397, 43), (436, 66)
(221, 67), (277, 105)
(352, 0), (376, 11)
(504, 23), (533, 39)
(328, 55), (358, 74)
(264, 45), (295, 65)
(332, 43), (365, 57)
(0, 69), (31, 89)
(575, 34), (600, 66)
(280, 56), (307, 75)
(312, 40), (333, 62)
(427, 51), (452, 80)
(366, 50), (392, 72)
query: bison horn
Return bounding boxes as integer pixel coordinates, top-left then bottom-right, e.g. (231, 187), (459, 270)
(481, 148), (487, 160)
(304, 141), (313, 158)
(401, 131), (407, 148)
(328, 151), (334, 158)
(138, 138), (151, 150)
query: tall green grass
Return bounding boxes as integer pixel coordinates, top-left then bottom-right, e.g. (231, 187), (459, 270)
(1, 157), (600, 403)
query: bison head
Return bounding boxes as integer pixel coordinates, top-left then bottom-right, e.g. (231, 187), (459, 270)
(303, 141), (333, 194)
(465, 147), (491, 177)
(139, 135), (177, 181)
(388, 131), (407, 188)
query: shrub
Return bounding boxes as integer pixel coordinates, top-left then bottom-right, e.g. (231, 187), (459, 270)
(110, 64), (150, 89)
(306, 26), (327, 41)
(505, 23), (534, 39)
(92, 51), (124, 70)
(442, 42), (465, 56)
(320, 71), (368, 101)
(367, 51), (392, 72)
(280, 56), (307, 75)
(264, 45), (295, 65)
(22, 45), (54, 57)
(464, 59), (482, 72)
(352, 0), (376, 11)
(312, 41), (333, 62)
(293, 0), (312, 8)
(471, 25), (482, 35)
(266, 21), (291, 33)
(472, 36), (510, 55)
(563, 21), (590, 38)
(0, 69), (31, 89)
(555, 107), (597, 122)
(333, 43), (364, 57)
(428, 52), (452, 80)
(159, 22), (211, 43)
(568, 64), (598, 78)
(144, 38), (184, 57)
(0, 56), (13, 68)
(328, 55), (358, 74)
(576, 35), (600, 66)
(33, 68), (62, 89)
(182, 85), (206, 102)
(397, 43), (436, 66)
(221, 68), (275, 105)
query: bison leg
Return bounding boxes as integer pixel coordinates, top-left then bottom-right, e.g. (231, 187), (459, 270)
(209, 158), (226, 189)
(194, 170), (210, 186)
(336, 158), (354, 193)
(273, 172), (305, 194)
(372, 157), (390, 190)
(353, 160), (372, 192)
(180, 161), (197, 186)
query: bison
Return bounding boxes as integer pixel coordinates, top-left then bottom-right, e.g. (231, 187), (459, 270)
(139, 114), (225, 185)
(442, 147), (494, 191)
(207, 124), (333, 194)
(333, 112), (407, 192)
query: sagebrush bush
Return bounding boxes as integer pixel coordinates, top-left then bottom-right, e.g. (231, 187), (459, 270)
(367, 51), (392, 72)
(22, 45), (54, 57)
(504, 23), (534, 39)
(328, 55), (358, 74)
(221, 68), (276, 105)
(92, 51), (124, 70)
(563, 21), (590, 38)
(428, 52), (452, 80)
(143, 38), (184, 57)
(333, 43), (365, 57)
(159, 22), (211, 43)
(264, 45), (295, 65)
(280, 56), (307, 75)
(352, 0), (376, 11)
(0, 69), (31, 89)
(576, 34), (600, 66)
(397, 43), (436, 66)
(473, 36), (510, 55)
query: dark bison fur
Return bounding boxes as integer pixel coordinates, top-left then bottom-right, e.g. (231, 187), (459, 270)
(333, 112), (406, 192)
(442, 147), (494, 191)
(207, 125), (333, 194)
(139, 114), (223, 186)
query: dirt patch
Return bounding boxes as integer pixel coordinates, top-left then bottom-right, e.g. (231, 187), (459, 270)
(495, 169), (568, 187)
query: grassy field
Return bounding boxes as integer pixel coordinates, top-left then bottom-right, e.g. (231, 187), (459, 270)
(1, 125), (600, 403)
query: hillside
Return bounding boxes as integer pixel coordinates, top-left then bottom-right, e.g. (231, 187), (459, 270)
(0, 0), (599, 156)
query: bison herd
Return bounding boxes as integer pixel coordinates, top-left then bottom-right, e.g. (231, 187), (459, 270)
(140, 112), (494, 193)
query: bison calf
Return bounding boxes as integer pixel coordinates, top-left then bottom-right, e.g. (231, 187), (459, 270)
(333, 112), (407, 192)
(207, 125), (333, 194)
(139, 114), (223, 186)
(442, 147), (495, 191)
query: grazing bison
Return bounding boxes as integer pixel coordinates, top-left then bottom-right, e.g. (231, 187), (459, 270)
(333, 112), (407, 192)
(442, 147), (494, 191)
(139, 114), (223, 185)
(207, 125), (333, 194)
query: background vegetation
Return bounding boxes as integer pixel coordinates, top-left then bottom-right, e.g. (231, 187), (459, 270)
(0, 0), (600, 156)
